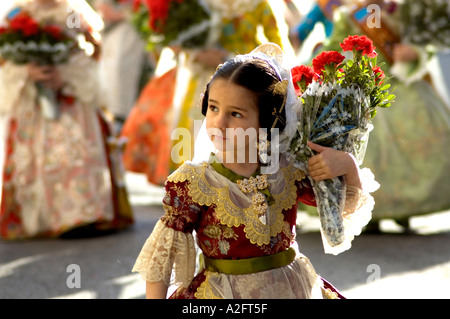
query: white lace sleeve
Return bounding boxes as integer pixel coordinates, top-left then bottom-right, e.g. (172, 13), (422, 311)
(58, 51), (101, 107)
(132, 220), (197, 288)
(322, 168), (380, 255)
(0, 61), (30, 116)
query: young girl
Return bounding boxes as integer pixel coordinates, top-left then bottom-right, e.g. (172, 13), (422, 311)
(132, 43), (377, 299)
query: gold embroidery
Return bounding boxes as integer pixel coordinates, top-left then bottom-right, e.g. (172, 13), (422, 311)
(322, 288), (339, 299)
(237, 174), (269, 216)
(272, 79), (288, 96)
(203, 225), (222, 239)
(167, 160), (305, 246)
(237, 174), (268, 193)
(195, 272), (223, 299)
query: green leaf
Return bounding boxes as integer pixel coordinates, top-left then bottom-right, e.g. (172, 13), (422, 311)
(386, 94), (395, 101)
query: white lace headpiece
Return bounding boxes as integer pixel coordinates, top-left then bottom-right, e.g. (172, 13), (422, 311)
(248, 43), (300, 155)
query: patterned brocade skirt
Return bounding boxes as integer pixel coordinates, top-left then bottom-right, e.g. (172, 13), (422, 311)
(170, 245), (342, 299)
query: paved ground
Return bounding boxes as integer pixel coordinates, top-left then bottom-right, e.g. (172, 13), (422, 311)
(1, 172), (450, 299)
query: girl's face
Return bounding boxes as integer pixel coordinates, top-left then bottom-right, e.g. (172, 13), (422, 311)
(205, 78), (260, 159)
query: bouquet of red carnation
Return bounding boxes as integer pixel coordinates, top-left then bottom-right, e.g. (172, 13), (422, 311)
(0, 9), (78, 65)
(288, 35), (395, 251)
(0, 8), (81, 120)
(132, 0), (210, 49)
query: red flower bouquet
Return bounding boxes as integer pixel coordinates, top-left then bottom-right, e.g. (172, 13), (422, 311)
(288, 35), (395, 252)
(9, 11), (39, 36)
(132, 0), (210, 49)
(0, 7), (82, 120)
(0, 9), (78, 65)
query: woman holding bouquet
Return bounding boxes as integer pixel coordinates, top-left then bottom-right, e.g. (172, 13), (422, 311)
(304, 0), (450, 229)
(120, 0), (292, 185)
(0, 0), (133, 239)
(132, 43), (379, 299)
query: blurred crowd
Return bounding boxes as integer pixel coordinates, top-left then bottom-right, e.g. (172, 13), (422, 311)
(0, 0), (449, 240)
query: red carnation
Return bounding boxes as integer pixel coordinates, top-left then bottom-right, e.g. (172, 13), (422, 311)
(132, 0), (143, 12)
(372, 66), (385, 85)
(312, 51), (345, 75)
(145, 0), (169, 31)
(340, 35), (377, 58)
(9, 12), (39, 37)
(145, 0), (184, 31)
(291, 65), (315, 95)
(43, 25), (63, 40)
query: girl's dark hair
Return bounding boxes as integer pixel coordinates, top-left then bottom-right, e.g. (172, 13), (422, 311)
(201, 56), (286, 140)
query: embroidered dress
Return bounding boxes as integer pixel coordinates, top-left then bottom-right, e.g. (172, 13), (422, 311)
(0, 1), (133, 239)
(133, 155), (376, 298)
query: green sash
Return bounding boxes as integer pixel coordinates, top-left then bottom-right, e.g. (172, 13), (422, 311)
(202, 247), (296, 275)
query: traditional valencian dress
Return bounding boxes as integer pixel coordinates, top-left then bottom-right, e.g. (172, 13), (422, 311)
(133, 154), (377, 299)
(0, 0), (133, 239)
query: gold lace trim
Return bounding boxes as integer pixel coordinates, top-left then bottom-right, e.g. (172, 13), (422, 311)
(321, 288), (339, 299)
(167, 161), (305, 246)
(194, 272), (223, 299)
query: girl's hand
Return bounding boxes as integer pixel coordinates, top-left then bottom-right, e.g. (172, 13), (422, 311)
(43, 67), (64, 91)
(307, 141), (362, 189)
(27, 63), (54, 82)
(27, 64), (64, 90)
